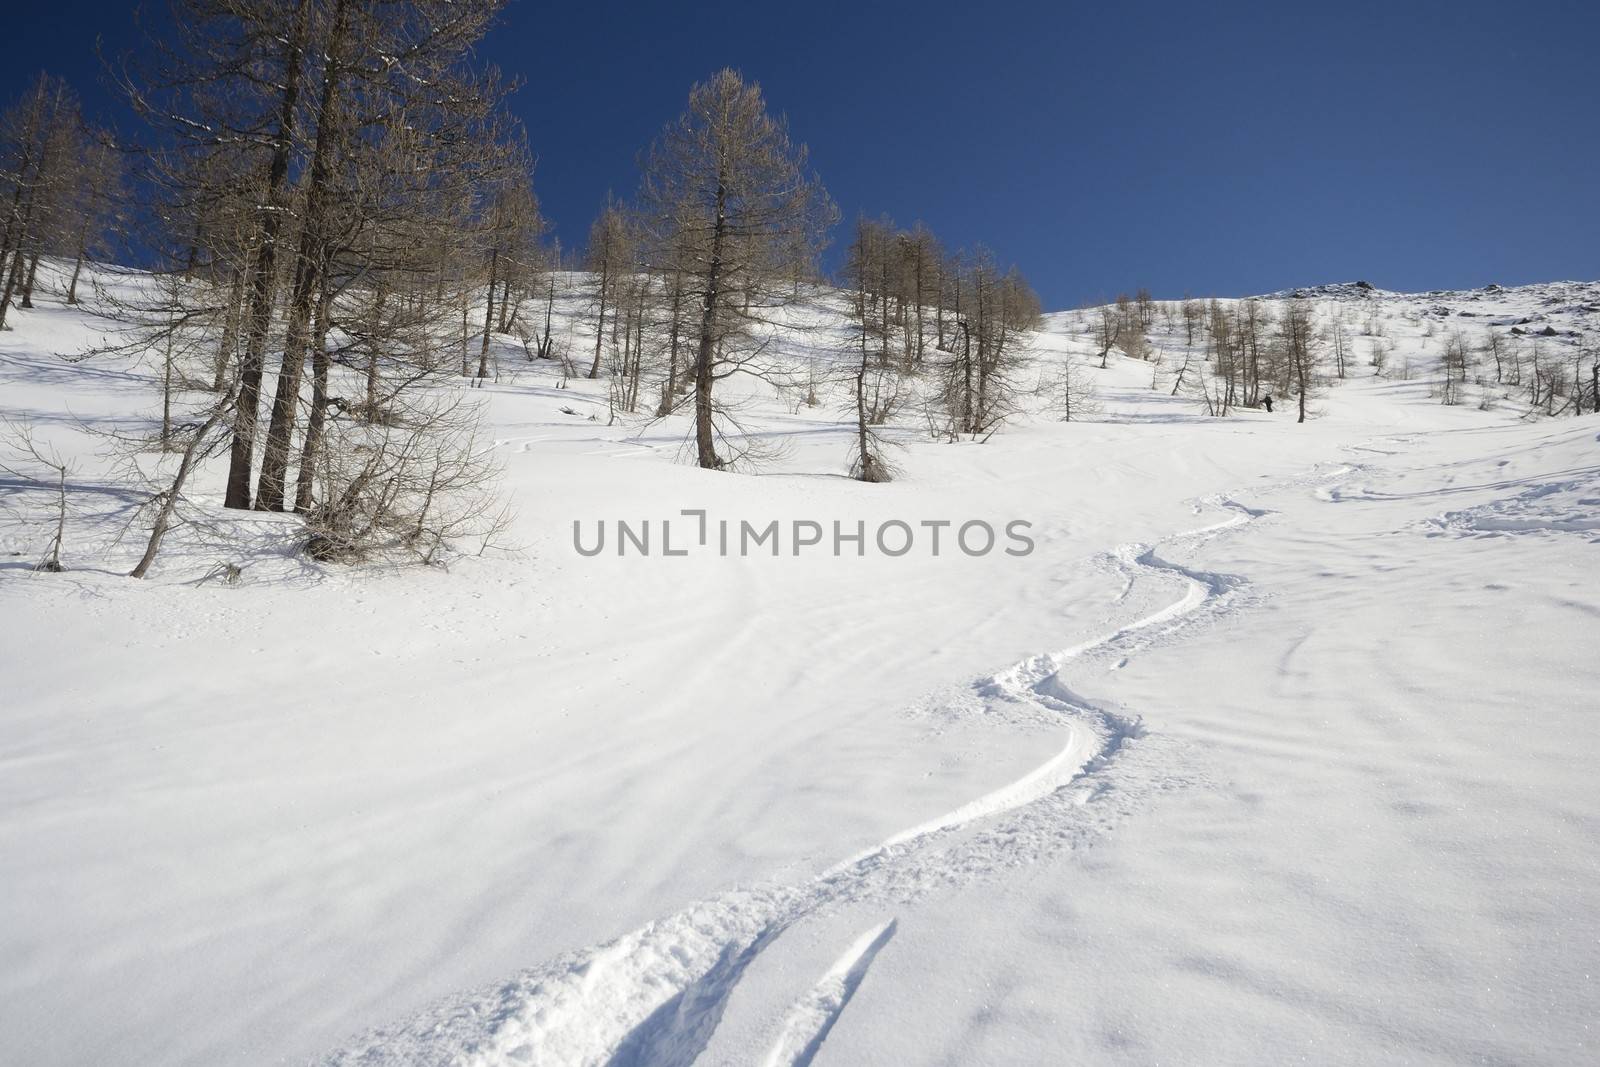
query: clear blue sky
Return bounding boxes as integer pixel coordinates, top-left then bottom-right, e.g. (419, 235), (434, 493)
(7, 0), (1598, 308)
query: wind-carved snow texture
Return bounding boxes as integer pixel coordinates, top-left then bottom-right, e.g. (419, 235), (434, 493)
(1322, 439), (1600, 540)
(1428, 469), (1600, 539)
(318, 485), (1297, 1067)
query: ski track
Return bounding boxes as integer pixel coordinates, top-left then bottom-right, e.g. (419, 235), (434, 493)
(318, 468), (1358, 1067)
(759, 919), (898, 1067)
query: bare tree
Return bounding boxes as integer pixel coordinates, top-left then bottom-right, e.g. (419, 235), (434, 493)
(937, 250), (1039, 439)
(1325, 306), (1352, 378)
(120, 0), (509, 512)
(1204, 298), (1239, 415)
(1480, 328), (1509, 385)
(0, 419), (73, 571)
(470, 141), (544, 385)
(1239, 298), (1269, 405)
(638, 68), (836, 469)
(1135, 286), (1156, 331)
(107, 0), (516, 565)
(1439, 329), (1471, 406)
(585, 195), (631, 380)
(1093, 302), (1121, 369)
(1038, 348), (1097, 422)
(1181, 295), (1204, 347)
(122, 0), (319, 510)
(843, 218), (895, 480)
(128, 395), (234, 579)
(60, 134), (125, 304)
(1281, 299), (1319, 423)
(0, 73), (83, 329)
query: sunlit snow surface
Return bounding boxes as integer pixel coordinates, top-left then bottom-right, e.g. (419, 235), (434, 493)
(2, 264), (1596, 1065)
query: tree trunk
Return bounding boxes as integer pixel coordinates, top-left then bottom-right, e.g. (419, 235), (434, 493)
(212, 268), (244, 392)
(496, 267), (514, 332)
(913, 254), (925, 363)
(537, 274), (555, 359)
(588, 257), (609, 379)
(662, 270), (682, 408)
(131, 400), (230, 578)
(66, 241), (85, 304)
(0, 90), (43, 328)
(0, 236), (30, 329)
(628, 294), (644, 411)
(255, 0), (349, 512)
(879, 255), (890, 367)
(693, 177), (728, 469)
(20, 250), (40, 308)
(224, 0), (312, 510)
(365, 289), (387, 418)
(293, 278), (334, 513)
(854, 272), (877, 480)
(477, 243), (498, 381)
(161, 314), (175, 449)
(960, 321), (974, 435)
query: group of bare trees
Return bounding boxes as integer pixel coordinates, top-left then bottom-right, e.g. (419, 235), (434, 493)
(555, 70), (837, 468)
(1432, 325), (1597, 416)
(562, 71), (1047, 484)
(0, 73), (123, 328)
(1194, 297), (1321, 421)
(1171, 294), (1593, 422)
(933, 251), (1041, 439)
(4, 52), (1059, 573)
(839, 216), (953, 372)
(842, 217), (1040, 470)
(636, 69), (835, 470)
(1172, 294), (1597, 422)
(92, 0), (533, 569)
(1172, 294), (1599, 422)
(562, 87), (1042, 484)
(1083, 290), (1332, 422)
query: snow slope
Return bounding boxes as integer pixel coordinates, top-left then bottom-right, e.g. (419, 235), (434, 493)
(1, 266), (1596, 1065)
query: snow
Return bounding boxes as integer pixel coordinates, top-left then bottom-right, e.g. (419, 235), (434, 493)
(759, 918), (896, 1067)
(1, 263), (1597, 1065)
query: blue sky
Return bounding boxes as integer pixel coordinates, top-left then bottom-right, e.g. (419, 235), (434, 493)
(6, 0), (1598, 308)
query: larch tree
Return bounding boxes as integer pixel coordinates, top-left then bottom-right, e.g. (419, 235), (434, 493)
(843, 217), (896, 480)
(104, 0), (517, 572)
(939, 250), (1039, 439)
(0, 73), (83, 329)
(254, 0), (509, 509)
(1280, 298), (1318, 423)
(1093, 302), (1121, 368)
(638, 68), (835, 470)
(60, 133), (125, 305)
(584, 196), (632, 380)
(121, 0), (509, 512)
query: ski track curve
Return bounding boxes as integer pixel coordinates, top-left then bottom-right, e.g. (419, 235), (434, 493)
(317, 470), (1357, 1067)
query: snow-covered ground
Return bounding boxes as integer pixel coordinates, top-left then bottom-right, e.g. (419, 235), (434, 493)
(2, 267), (1597, 1065)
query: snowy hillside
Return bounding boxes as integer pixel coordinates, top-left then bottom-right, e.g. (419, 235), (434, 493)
(2, 265), (1598, 1067)
(1273, 277), (1600, 337)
